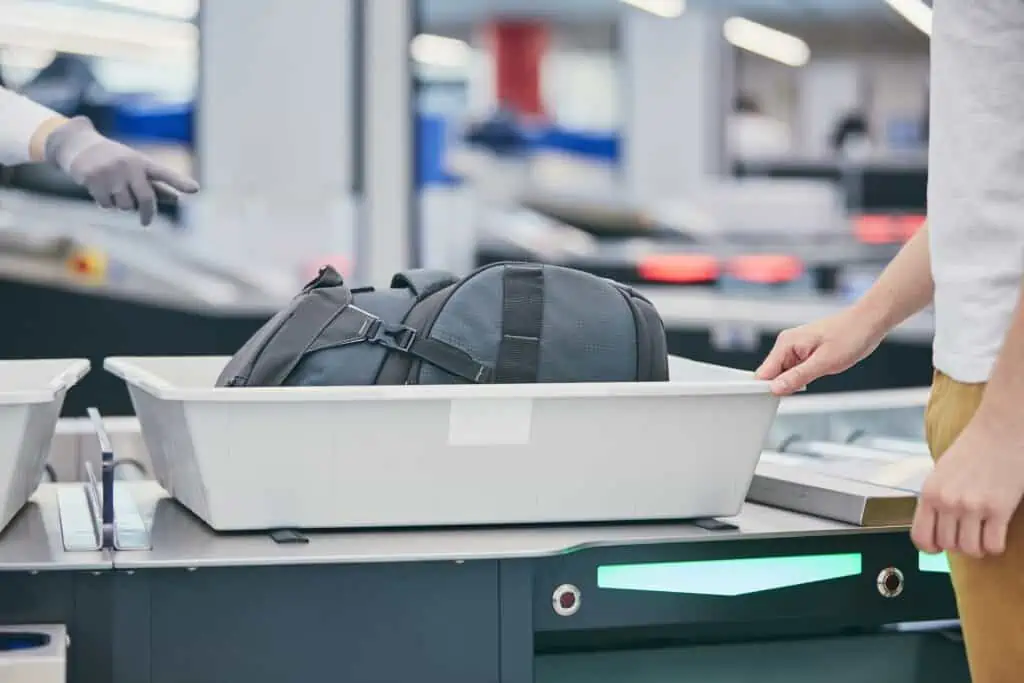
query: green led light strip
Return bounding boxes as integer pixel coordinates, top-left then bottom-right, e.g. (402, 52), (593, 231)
(597, 553), (863, 597)
(918, 551), (950, 574)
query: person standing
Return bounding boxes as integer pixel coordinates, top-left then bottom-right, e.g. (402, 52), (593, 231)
(756, 2), (1024, 679)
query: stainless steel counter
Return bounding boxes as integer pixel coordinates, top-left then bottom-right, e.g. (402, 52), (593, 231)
(109, 481), (881, 570)
(0, 484), (108, 572)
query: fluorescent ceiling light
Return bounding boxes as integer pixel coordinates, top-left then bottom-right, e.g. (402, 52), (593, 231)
(621, 0), (686, 19)
(410, 34), (471, 69)
(0, 1), (196, 64)
(883, 0), (932, 36)
(99, 0), (200, 21)
(723, 17), (810, 67)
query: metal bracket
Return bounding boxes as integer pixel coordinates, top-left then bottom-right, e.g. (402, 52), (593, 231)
(56, 408), (150, 552)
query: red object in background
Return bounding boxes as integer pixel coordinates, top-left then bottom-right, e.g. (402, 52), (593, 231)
(895, 214), (927, 240)
(486, 20), (548, 118)
(727, 254), (805, 284)
(305, 256), (350, 282)
(854, 213), (926, 244)
(637, 254), (720, 284)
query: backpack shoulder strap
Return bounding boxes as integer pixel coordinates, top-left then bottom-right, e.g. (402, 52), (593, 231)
(390, 269), (459, 300)
(245, 287), (372, 386)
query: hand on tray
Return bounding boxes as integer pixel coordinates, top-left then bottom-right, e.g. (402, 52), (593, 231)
(755, 307), (884, 395)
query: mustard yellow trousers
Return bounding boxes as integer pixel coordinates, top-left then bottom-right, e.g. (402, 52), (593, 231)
(925, 372), (1024, 682)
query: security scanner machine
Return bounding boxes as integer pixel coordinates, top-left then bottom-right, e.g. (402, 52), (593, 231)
(0, 354), (966, 682)
(732, 156), (929, 221)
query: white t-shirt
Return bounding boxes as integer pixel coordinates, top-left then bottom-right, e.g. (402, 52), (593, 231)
(929, 0), (1024, 382)
(0, 85), (57, 166)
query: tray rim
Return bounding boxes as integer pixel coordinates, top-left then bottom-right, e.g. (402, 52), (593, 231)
(104, 355), (774, 404)
(0, 358), (90, 406)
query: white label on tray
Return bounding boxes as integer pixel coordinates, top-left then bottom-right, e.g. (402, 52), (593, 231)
(448, 398), (533, 446)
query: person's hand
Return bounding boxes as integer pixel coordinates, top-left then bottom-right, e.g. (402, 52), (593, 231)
(755, 307), (885, 395)
(44, 116), (198, 226)
(912, 413), (1024, 558)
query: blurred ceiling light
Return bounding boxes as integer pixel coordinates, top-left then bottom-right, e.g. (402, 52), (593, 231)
(410, 34), (471, 69)
(99, 0), (200, 21)
(621, 0), (686, 19)
(883, 0), (932, 36)
(723, 17), (810, 67)
(0, 1), (196, 64)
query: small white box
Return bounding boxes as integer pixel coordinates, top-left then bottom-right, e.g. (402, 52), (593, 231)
(0, 360), (90, 533)
(0, 625), (66, 683)
(105, 355), (779, 531)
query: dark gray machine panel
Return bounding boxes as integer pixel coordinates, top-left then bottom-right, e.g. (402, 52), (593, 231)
(536, 632), (970, 683)
(0, 571), (113, 683)
(529, 532), (957, 648)
(113, 560), (501, 683)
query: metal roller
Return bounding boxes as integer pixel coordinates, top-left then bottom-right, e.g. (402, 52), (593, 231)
(112, 459), (148, 481)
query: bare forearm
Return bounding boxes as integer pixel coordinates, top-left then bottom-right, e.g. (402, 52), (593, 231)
(854, 224), (933, 337)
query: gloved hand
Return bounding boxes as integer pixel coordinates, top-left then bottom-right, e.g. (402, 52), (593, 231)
(44, 116), (199, 226)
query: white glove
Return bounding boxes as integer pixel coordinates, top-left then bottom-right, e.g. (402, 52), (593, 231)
(44, 116), (199, 226)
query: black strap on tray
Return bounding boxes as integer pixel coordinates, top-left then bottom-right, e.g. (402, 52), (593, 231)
(494, 264), (545, 383)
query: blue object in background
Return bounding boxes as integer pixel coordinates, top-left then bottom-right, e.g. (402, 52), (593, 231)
(462, 108), (532, 158)
(885, 117), (925, 151)
(417, 114), (461, 188)
(533, 127), (619, 163)
(111, 98), (193, 145)
(106, 95), (621, 185)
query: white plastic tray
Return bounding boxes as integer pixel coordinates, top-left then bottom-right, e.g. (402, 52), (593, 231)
(105, 355), (779, 531)
(0, 359), (90, 534)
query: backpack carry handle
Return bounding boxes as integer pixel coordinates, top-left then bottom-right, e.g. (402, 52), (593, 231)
(303, 265), (345, 293)
(390, 269), (458, 300)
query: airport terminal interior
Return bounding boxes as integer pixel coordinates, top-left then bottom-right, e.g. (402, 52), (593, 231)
(0, 0), (966, 681)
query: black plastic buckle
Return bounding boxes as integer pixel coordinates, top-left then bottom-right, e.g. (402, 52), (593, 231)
(369, 320), (417, 352)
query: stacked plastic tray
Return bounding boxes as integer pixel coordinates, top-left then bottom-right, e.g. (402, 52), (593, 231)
(0, 359), (90, 534)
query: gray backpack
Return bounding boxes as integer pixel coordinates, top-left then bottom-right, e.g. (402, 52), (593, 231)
(216, 261), (669, 387)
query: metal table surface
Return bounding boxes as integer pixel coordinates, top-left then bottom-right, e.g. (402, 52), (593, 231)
(111, 482), (902, 570)
(0, 484), (108, 572)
